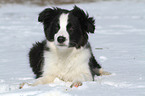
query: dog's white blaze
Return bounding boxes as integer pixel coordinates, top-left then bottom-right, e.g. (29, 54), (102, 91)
(54, 13), (69, 47)
(59, 13), (68, 31)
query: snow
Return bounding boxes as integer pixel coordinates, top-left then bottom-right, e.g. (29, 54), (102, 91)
(0, 1), (145, 96)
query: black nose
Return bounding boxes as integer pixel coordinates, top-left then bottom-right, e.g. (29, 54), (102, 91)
(57, 36), (66, 43)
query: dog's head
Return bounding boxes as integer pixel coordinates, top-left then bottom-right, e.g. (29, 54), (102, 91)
(38, 6), (95, 49)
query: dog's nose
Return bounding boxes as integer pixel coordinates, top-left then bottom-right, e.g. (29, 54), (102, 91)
(57, 36), (66, 43)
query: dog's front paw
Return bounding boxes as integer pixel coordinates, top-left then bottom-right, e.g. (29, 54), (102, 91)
(70, 81), (82, 88)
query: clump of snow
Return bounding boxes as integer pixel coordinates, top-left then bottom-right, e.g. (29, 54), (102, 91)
(99, 56), (108, 62)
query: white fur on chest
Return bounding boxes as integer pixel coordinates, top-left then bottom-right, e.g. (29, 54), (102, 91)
(42, 41), (92, 82)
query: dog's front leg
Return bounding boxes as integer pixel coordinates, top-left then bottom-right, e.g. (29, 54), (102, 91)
(31, 75), (55, 86)
(20, 75), (55, 89)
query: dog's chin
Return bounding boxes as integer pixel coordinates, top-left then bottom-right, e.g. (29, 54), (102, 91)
(56, 44), (68, 49)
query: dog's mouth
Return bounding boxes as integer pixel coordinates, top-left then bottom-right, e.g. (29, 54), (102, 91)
(57, 44), (67, 47)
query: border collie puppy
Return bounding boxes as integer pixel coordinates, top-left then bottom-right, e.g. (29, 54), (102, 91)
(29, 6), (105, 88)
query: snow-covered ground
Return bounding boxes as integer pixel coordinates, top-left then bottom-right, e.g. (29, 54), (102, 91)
(0, 1), (145, 96)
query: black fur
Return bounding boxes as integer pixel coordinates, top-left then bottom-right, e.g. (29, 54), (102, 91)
(29, 41), (46, 78)
(86, 43), (102, 80)
(89, 54), (102, 80)
(71, 6), (95, 33)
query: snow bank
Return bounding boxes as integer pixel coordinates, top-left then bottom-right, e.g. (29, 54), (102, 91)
(0, 1), (145, 96)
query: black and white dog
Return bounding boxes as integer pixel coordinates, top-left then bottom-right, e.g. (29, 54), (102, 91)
(28, 6), (108, 88)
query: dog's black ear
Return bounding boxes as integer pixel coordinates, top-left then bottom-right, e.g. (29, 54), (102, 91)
(71, 6), (95, 33)
(38, 7), (61, 23)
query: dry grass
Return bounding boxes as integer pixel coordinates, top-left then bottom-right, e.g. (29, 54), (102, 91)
(0, 0), (96, 6)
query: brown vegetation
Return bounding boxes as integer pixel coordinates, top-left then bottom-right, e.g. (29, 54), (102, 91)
(0, 0), (96, 5)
